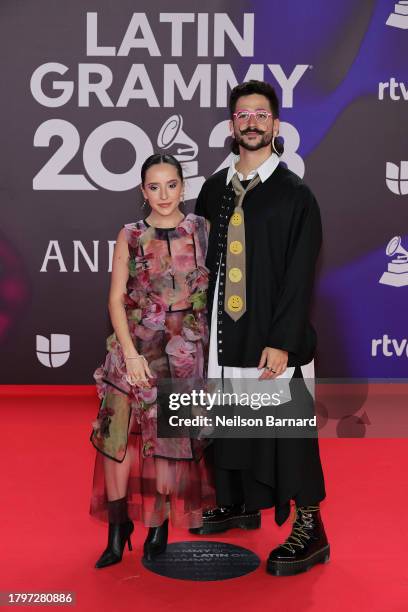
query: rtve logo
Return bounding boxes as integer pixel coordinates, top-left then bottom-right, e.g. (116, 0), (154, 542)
(386, 162), (408, 195)
(378, 78), (408, 101)
(386, 1), (408, 29)
(371, 335), (408, 358)
(36, 333), (70, 367)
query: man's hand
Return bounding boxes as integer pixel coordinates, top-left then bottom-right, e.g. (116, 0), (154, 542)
(258, 347), (288, 379)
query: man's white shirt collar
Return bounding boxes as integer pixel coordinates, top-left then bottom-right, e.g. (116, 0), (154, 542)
(226, 152), (280, 185)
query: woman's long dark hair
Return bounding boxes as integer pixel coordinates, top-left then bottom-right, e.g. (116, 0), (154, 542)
(141, 153), (184, 185)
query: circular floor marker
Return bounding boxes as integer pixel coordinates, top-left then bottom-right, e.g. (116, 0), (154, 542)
(142, 541), (260, 581)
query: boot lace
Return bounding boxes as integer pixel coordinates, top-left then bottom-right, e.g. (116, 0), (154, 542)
(280, 505), (320, 553)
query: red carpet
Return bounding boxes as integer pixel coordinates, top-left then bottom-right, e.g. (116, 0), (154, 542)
(1, 386), (407, 612)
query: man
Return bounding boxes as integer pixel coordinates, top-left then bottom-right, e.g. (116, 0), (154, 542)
(192, 80), (330, 576)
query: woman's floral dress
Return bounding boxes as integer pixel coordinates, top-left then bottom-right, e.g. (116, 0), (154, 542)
(89, 213), (215, 528)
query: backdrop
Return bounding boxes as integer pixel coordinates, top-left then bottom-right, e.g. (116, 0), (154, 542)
(0, 0), (407, 383)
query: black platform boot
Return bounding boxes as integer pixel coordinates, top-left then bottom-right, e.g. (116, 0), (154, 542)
(267, 504), (330, 576)
(143, 519), (169, 562)
(95, 496), (134, 569)
(189, 504), (261, 535)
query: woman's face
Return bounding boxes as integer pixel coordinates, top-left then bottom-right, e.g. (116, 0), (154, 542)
(141, 163), (183, 218)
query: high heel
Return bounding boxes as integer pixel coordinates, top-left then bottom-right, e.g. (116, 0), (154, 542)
(95, 520), (134, 568)
(143, 518), (168, 561)
(95, 496), (134, 569)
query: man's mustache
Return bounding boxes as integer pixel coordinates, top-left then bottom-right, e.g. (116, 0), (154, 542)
(240, 128), (265, 136)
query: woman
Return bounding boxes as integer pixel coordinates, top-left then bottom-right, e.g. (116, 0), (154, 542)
(89, 153), (214, 568)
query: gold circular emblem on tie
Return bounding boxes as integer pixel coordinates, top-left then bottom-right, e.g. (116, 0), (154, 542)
(231, 212), (242, 226)
(229, 267), (242, 283)
(230, 240), (243, 255)
(227, 295), (243, 312)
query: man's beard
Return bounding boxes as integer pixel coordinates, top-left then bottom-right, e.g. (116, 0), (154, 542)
(234, 128), (273, 152)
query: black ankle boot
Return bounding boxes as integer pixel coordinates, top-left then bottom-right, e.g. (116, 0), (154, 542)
(266, 504), (330, 576)
(95, 497), (134, 569)
(143, 519), (168, 562)
(189, 504), (261, 535)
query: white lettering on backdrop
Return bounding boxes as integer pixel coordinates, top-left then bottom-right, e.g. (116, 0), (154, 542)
(33, 12), (309, 270)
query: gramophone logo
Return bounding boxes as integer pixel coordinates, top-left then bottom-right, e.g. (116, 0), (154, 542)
(386, 162), (408, 195)
(36, 333), (70, 367)
(157, 115), (205, 200)
(379, 236), (408, 287)
(386, 1), (408, 29)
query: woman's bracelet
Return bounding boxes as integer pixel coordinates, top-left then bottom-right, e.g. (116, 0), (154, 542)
(125, 355), (146, 360)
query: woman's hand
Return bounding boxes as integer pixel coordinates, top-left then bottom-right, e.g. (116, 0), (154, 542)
(125, 354), (154, 388)
(258, 347), (288, 379)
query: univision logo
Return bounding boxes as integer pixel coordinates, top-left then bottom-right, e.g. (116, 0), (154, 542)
(386, 161), (408, 195)
(36, 334), (70, 367)
(386, 1), (408, 29)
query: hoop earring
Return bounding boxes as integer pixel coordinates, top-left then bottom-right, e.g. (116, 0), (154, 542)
(272, 135), (282, 157)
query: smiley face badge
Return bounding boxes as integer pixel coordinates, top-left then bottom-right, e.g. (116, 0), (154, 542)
(229, 240), (243, 255)
(229, 267), (242, 283)
(231, 212), (243, 226)
(227, 295), (243, 313)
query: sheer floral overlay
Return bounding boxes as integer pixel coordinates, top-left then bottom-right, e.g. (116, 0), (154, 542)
(89, 213), (216, 528)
